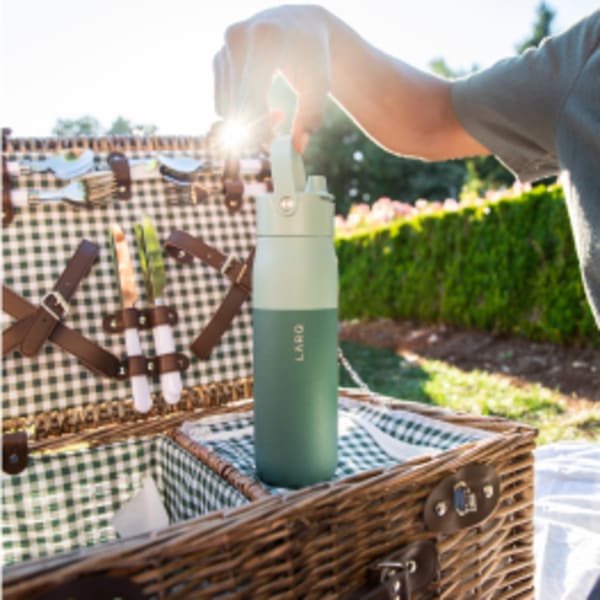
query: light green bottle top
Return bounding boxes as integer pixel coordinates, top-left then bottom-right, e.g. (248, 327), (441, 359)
(256, 135), (335, 237)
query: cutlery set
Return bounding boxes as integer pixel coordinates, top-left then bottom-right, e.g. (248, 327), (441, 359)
(5, 150), (268, 210)
(111, 216), (182, 412)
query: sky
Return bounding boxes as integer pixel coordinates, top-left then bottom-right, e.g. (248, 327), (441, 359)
(1, 0), (598, 137)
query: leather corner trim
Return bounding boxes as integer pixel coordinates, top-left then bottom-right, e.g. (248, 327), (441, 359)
(3, 431), (28, 475)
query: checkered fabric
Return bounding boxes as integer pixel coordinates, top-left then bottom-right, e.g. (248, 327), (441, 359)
(2, 150), (260, 419)
(182, 396), (493, 495)
(1, 435), (248, 566)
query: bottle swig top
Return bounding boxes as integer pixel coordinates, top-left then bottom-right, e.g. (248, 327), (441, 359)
(256, 135), (334, 237)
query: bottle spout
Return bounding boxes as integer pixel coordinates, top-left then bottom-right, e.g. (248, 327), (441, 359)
(305, 175), (334, 201)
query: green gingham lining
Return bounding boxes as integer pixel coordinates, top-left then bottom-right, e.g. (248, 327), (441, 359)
(1, 435), (249, 566)
(182, 396), (493, 494)
(2, 150), (261, 419)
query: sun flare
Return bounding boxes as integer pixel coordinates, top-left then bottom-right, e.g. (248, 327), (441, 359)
(220, 120), (249, 150)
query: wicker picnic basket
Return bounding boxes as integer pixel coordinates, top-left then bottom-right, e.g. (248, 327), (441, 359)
(2, 131), (537, 599)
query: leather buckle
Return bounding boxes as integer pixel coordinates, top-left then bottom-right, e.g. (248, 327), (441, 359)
(235, 262), (250, 294)
(220, 254), (238, 276)
(40, 290), (70, 321)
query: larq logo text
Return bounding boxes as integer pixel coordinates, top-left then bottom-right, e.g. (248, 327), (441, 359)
(294, 324), (304, 362)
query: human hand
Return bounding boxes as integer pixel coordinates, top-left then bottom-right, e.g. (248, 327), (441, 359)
(213, 5), (332, 153)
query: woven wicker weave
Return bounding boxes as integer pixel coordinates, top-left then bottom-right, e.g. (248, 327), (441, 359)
(2, 134), (536, 599)
(3, 389), (536, 599)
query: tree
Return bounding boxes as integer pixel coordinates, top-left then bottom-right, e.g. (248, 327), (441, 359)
(106, 116), (158, 136)
(52, 115), (158, 137)
(52, 115), (102, 137)
(303, 100), (466, 215)
(106, 116), (133, 135)
(516, 2), (555, 54)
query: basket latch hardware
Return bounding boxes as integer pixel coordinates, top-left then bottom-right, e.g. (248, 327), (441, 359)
(2, 431), (28, 475)
(347, 539), (437, 600)
(453, 480), (478, 516)
(424, 463), (500, 533)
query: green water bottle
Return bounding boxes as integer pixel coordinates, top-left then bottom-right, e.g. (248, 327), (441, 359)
(253, 135), (338, 488)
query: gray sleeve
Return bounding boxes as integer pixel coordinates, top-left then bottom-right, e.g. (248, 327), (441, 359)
(451, 12), (598, 183)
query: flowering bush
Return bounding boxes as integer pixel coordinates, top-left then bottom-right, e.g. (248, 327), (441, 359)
(335, 182), (533, 234)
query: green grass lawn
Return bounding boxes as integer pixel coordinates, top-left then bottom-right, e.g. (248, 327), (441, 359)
(340, 341), (600, 445)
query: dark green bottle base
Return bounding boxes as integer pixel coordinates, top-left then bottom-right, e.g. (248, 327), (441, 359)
(253, 308), (338, 489)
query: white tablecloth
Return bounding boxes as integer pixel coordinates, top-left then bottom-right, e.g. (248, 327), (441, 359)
(534, 442), (600, 600)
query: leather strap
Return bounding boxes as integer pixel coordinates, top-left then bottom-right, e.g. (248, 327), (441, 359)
(125, 353), (190, 377)
(2, 153), (14, 227)
(20, 240), (100, 357)
(190, 275), (252, 359)
(357, 570), (411, 600)
(164, 230), (254, 359)
(33, 574), (145, 600)
(222, 155), (243, 213)
(102, 305), (179, 334)
(164, 230), (251, 286)
(2, 316), (33, 356)
(3, 285), (122, 379)
(107, 152), (131, 200)
(347, 540), (438, 600)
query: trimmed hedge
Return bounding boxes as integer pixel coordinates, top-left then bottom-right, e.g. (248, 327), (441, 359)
(336, 185), (600, 346)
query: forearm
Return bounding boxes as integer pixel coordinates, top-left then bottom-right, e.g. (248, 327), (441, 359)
(326, 11), (489, 160)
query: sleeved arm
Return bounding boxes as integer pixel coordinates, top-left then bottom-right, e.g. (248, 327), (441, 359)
(451, 12), (598, 183)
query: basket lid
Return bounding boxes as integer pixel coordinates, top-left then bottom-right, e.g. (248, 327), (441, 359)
(2, 133), (266, 434)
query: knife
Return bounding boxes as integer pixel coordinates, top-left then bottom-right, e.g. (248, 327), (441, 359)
(134, 215), (182, 404)
(111, 225), (153, 413)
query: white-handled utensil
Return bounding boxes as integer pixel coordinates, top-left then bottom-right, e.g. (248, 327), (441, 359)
(135, 215), (182, 404)
(111, 225), (153, 413)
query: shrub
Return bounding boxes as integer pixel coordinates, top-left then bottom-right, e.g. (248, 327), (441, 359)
(335, 184), (600, 346)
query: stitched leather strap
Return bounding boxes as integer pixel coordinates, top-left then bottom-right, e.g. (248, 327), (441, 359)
(107, 152), (131, 200)
(164, 230), (254, 359)
(102, 305), (179, 334)
(2, 316), (33, 356)
(190, 276), (252, 359)
(222, 155), (243, 213)
(2, 153), (14, 227)
(3, 285), (122, 379)
(19, 240), (100, 357)
(164, 230), (252, 287)
(125, 353), (190, 377)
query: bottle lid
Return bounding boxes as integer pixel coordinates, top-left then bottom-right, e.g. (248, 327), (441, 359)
(257, 136), (334, 237)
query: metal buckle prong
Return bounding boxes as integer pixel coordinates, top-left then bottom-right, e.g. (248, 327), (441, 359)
(40, 290), (69, 321)
(220, 254), (238, 276)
